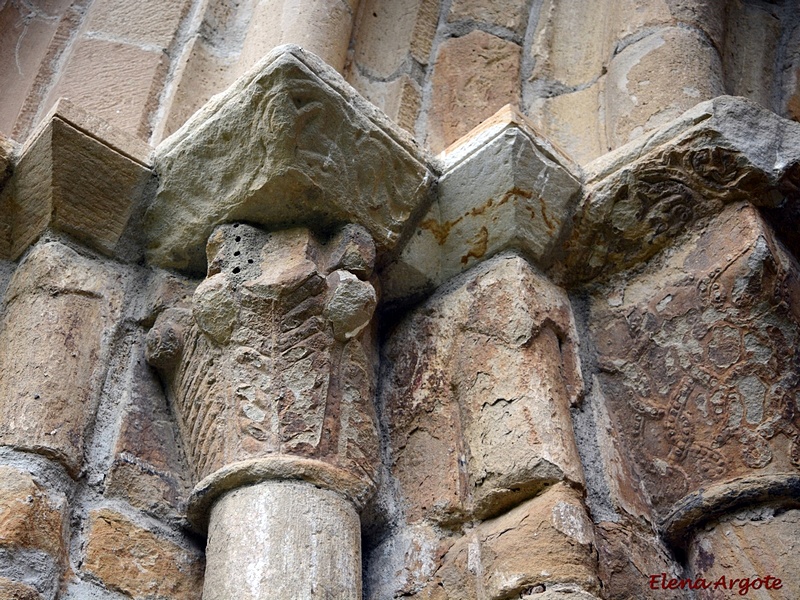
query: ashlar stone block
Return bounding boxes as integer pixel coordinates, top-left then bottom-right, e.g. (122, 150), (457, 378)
(383, 105), (581, 306)
(0, 99), (153, 261)
(148, 44), (435, 275)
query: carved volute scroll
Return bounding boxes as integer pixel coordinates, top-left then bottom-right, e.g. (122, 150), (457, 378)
(146, 223), (381, 529)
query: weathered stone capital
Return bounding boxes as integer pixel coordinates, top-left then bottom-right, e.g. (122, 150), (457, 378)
(146, 223), (381, 530)
(561, 96), (800, 284)
(146, 44), (436, 275)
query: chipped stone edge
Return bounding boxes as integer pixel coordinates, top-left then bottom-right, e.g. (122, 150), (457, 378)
(186, 456), (375, 533)
(659, 473), (800, 549)
(158, 44), (434, 173)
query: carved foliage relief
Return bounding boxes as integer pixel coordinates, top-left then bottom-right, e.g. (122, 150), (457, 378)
(591, 203), (800, 514)
(146, 224), (380, 489)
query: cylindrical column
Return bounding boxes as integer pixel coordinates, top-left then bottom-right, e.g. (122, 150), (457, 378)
(203, 481), (362, 600)
(146, 223), (380, 600)
(604, 0), (727, 149)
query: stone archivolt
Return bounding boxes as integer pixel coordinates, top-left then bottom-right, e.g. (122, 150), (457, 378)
(0, 43), (799, 600)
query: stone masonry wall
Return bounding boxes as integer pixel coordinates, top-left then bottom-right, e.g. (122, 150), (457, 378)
(0, 2), (800, 600)
(4, 0), (800, 158)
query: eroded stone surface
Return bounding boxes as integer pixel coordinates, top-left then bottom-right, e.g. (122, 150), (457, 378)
(565, 96), (800, 284)
(148, 45), (434, 275)
(0, 101), (153, 261)
(381, 253), (584, 525)
(426, 30), (521, 153)
(688, 505), (800, 599)
(82, 509), (204, 600)
(0, 241), (124, 475)
(147, 224), (381, 525)
(383, 106), (581, 305)
(385, 484), (599, 599)
(0, 466), (67, 563)
(589, 203), (800, 526)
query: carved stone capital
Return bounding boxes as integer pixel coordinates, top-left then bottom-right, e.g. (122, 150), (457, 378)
(146, 45), (436, 275)
(146, 224), (380, 530)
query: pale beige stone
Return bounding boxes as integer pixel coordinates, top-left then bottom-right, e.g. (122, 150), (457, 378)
(204, 481), (361, 599)
(426, 30), (521, 153)
(383, 106), (581, 305)
(0, 105), (152, 260)
(157, 35), (238, 142)
(612, 0), (727, 49)
(351, 0), (427, 78)
(449, 0), (529, 34)
(605, 27), (723, 149)
(0, 0), (71, 137)
(43, 37), (167, 140)
(149, 45), (433, 275)
(0, 241), (124, 475)
(527, 82), (606, 165)
(84, 0), (191, 48)
(528, 0), (610, 89)
(83, 509), (204, 600)
(238, 0), (355, 75)
(346, 71), (421, 133)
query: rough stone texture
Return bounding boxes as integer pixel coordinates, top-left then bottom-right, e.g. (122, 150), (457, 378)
(238, 0), (356, 76)
(426, 30), (521, 153)
(346, 71), (422, 134)
(564, 96), (800, 285)
(605, 27), (724, 149)
(448, 0), (529, 35)
(0, 0), (72, 137)
(687, 505), (800, 599)
(42, 37), (167, 141)
(82, 509), (204, 600)
(589, 202), (800, 528)
(105, 337), (191, 522)
(204, 480), (361, 600)
(147, 224), (381, 526)
(0, 241), (124, 475)
(381, 253), (584, 525)
(149, 45), (434, 275)
(595, 519), (684, 600)
(0, 466), (67, 568)
(83, 0), (191, 49)
(386, 484), (599, 599)
(3, 5), (800, 599)
(385, 106), (581, 305)
(0, 100), (153, 261)
(0, 577), (42, 600)
(350, 0), (429, 79)
(723, 0), (782, 110)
